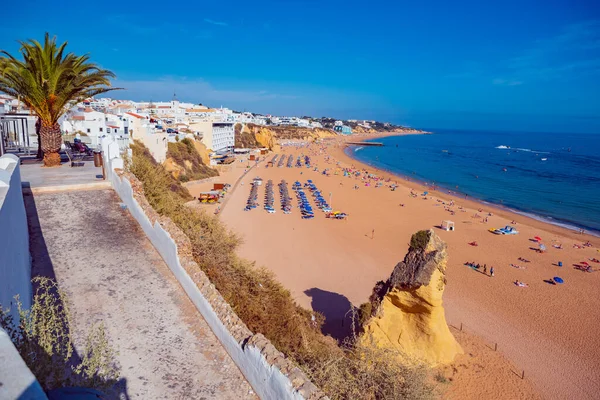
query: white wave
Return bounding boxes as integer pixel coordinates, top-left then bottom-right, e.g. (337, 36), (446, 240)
(495, 145), (550, 154)
(515, 148), (550, 154)
(354, 146), (364, 152)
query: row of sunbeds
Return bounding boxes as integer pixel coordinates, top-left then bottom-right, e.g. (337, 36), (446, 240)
(293, 181), (315, 219)
(264, 179), (276, 213)
(279, 180), (293, 214)
(244, 179), (260, 211)
(304, 180), (332, 213)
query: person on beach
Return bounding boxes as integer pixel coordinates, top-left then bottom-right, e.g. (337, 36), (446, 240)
(483, 265), (487, 275)
(490, 267), (495, 277)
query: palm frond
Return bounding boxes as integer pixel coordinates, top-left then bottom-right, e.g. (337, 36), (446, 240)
(0, 33), (120, 124)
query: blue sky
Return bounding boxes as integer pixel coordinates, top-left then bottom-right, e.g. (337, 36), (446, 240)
(1, 0), (599, 133)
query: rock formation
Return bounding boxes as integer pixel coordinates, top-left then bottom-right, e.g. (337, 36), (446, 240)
(234, 123), (336, 151)
(360, 229), (462, 365)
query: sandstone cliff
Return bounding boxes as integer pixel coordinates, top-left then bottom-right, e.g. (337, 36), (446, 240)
(235, 123), (336, 151)
(360, 230), (462, 366)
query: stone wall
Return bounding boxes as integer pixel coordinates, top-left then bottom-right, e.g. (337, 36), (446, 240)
(100, 137), (327, 400)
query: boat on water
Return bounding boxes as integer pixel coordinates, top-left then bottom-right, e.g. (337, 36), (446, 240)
(541, 158), (548, 161)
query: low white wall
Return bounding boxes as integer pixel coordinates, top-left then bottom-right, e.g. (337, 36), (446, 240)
(0, 154), (32, 321)
(100, 137), (321, 400)
(0, 154), (45, 399)
(0, 329), (47, 400)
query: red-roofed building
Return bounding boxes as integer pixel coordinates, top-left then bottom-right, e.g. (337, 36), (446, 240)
(125, 112), (145, 119)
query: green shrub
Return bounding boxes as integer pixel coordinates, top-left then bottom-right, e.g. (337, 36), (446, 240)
(410, 230), (431, 251)
(358, 302), (373, 327)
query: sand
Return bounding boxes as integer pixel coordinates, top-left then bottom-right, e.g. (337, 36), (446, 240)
(213, 134), (599, 399)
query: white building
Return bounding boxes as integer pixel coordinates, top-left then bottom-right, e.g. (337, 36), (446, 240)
(125, 112), (168, 162)
(270, 116), (311, 127)
(189, 121), (234, 152)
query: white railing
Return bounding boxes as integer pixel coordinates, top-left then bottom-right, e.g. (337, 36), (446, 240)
(115, 137), (130, 152)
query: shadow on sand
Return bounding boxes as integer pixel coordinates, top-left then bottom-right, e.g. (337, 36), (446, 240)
(304, 288), (356, 343)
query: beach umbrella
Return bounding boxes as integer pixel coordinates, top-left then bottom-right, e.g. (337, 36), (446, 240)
(581, 261), (589, 266)
(539, 244), (546, 251)
(534, 236), (542, 241)
(553, 277), (564, 284)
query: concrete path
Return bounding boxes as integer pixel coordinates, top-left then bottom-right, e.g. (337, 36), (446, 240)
(20, 162), (109, 192)
(25, 188), (255, 399)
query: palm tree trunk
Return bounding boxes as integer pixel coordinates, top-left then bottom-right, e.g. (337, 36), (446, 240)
(35, 117), (43, 159)
(40, 122), (62, 167)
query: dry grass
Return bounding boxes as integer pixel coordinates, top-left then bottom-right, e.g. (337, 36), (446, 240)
(128, 141), (436, 399)
(308, 340), (437, 400)
(167, 138), (219, 182)
(0, 277), (120, 391)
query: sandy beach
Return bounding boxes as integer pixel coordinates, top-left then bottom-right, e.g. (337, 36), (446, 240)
(213, 133), (600, 399)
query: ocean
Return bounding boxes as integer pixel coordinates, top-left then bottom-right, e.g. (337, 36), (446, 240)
(346, 129), (600, 235)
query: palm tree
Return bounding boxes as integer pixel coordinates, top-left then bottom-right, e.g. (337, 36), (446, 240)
(0, 33), (119, 166)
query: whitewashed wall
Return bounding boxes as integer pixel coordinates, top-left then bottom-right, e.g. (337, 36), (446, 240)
(0, 154), (32, 320)
(0, 154), (46, 400)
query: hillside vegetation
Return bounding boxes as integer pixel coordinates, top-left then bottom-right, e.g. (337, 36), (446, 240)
(165, 138), (219, 182)
(128, 142), (435, 400)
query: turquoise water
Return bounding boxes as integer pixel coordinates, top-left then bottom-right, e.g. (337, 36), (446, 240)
(346, 129), (600, 234)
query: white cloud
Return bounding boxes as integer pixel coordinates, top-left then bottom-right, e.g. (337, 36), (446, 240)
(204, 18), (228, 27)
(105, 14), (158, 35)
(107, 76), (387, 119)
(112, 77), (297, 105)
(492, 78), (523, 86)
(506, 19), (600, 81)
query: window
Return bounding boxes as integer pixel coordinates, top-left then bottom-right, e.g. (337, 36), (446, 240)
(86, 128), (91, 133)
(99, 127), (103, 132)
